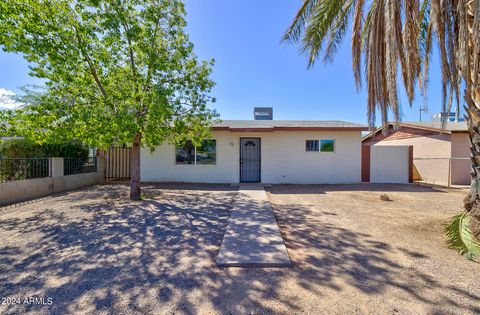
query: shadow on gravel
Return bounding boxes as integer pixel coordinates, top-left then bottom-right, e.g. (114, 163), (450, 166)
(0, 184), (239, 314)
(0, 183), (478, 314)
(267, 183), (448, 194)
(267, 184), (480, 314)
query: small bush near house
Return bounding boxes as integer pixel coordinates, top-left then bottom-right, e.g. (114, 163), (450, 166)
(0, 138), (89, 158)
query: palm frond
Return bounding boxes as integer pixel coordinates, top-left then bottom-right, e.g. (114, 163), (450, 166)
(323, 0), (355, 63)
(429, 0), (462, 126)
(401, 0), (421, 105)
(445, 212), (480, 261)
(365, 0), (390, 129)
(299, 0), (353, 67)
(385, 0), (402, 123)
(285, 0), (478, 127)
(418, 0), (432, 112)
(418, 0), (430, 59)
(282, 0), (319, 43)
(351, 0), (364, 89)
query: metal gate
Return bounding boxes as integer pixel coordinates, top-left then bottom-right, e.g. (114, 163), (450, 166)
(106, 147), (131, 180)
(240, 138), (261, 182)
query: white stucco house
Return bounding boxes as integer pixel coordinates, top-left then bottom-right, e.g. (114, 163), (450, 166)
(140, 109), (368, 184)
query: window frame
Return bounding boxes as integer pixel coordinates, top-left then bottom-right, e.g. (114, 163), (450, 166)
(305, 140), (320, 152)
(319, 139), (335, 153)
(175, 139), (217, 165)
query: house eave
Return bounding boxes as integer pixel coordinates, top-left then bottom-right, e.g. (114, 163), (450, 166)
(212, 126), (368, 132)
(361, 122), (469, 142)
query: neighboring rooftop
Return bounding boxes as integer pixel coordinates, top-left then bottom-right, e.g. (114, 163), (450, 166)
(430, 112), (465, 122)
(362, 121), (468, 142)
(397, 121), (468, 132)
(212, 120), (368, 131)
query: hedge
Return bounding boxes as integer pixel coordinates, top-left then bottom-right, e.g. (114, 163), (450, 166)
(0, 138), (89, 159)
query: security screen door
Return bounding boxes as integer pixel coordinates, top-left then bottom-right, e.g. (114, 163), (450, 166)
(240, 138), (261, 182)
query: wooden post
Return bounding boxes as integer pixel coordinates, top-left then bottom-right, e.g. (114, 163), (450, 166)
(447, 158), (451, 189)
(408, 146), (413, 183)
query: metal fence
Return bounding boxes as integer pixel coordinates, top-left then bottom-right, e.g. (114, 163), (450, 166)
(64, 157), (97, 176)
(0, 158), (50, 183)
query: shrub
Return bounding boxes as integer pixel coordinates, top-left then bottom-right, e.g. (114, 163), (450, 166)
(0, 138), (89, 158)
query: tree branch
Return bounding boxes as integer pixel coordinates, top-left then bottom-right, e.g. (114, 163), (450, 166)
(73, 25), (108, 99)
(113, 3), (143, 113)
(144, 12), (162, 93)
(122, 21), (138, 79)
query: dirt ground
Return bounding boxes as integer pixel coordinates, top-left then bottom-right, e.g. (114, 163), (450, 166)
(0, 183), (479, 314)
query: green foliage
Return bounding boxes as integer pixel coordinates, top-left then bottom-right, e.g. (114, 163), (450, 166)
(0, 0), (217, 149)
(0, 138), (89, 158)
(445, 212), (480, 261)
(320, 140), (334, 152)
(283, 0), (355, 67)
(0, 158), (50, 182)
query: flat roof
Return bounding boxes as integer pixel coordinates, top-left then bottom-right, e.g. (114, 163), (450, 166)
(212, 120), (368, 132)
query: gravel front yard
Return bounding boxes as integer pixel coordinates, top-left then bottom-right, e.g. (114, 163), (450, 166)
(0, 183), (479, 314)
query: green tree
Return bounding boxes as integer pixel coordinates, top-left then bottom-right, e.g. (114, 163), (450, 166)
(284, 0), (480, 259)
(0, 0), (217, 200)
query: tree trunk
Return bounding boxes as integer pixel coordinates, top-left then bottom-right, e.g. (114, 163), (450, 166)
(463, 3), (480, 241)
(130, 133), (141, 200)
(464, 87), (480, 241)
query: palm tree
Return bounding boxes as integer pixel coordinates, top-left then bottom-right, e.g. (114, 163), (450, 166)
(284, 0), (480, 259)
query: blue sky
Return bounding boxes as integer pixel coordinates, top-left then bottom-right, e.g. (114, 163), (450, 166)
(0, 0), (446, 125)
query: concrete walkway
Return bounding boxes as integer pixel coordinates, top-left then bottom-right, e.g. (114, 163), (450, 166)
(216, 184), (292, 267)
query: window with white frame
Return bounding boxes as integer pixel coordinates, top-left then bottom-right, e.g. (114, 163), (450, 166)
(176, 140), (216, 165)
(305, 139), (335, 152)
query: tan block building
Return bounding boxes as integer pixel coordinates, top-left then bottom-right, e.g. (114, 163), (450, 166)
(362, 122), (470, 186)
(141, 120), (368, 184)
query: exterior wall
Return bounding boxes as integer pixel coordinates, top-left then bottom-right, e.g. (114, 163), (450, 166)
(0, 177), (54, 205)
(450, 132), (471, 185)
(366, 131), (451, 186)
(141, 131), (238, 183)
(52, 172), (102, 193)
(141, 130), (362, 184)
(370, 145), (410, 183)
(0, 158), (105, 206)
(258, 131), (362, 184)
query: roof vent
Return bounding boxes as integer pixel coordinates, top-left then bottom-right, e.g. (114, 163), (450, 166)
(254, 107), (273, 120)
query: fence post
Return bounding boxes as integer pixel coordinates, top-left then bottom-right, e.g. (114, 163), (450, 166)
(50, 157), (64, 177)
(97, 157), (106, 184)
(447, 158), (451, 189)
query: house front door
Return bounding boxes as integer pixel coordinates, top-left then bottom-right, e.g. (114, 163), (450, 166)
(240, 138), (261, 182)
